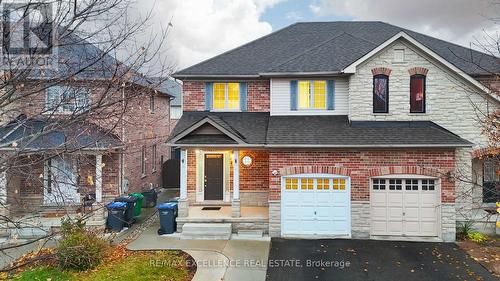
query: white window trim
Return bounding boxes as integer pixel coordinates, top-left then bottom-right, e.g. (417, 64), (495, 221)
(45, 86), (90, 114)
(212, 83), (241, 112)
(297, 80), (327, 110)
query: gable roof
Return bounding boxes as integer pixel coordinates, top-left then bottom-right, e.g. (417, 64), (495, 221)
(173, 21), (499, 78)
(168, 112), (472, 148)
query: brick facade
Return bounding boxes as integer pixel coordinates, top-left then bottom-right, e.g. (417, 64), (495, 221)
(3, 82), (171, 195)
(7, 153), (119, 215)
(182, 80), (270, 112)
(268, 149), (456, 203)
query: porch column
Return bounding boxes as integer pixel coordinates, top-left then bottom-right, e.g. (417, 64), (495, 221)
(95, 154), (103, 203)
(91, 154), (106, 224)
(0, 171), (9, 216)
(178, 148), (189, 217)
(232, 149), (241, 218)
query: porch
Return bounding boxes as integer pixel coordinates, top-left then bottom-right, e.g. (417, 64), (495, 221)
(176, 147), (270, 237)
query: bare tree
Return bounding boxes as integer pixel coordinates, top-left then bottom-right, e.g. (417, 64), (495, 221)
(0, 0), (174, 270)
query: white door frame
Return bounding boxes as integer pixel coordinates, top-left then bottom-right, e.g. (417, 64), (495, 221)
(280, 173), (352, 238)
(196, 150), (231, 203)
(369, 174), (441, 239)
(43, 156), (80, 206)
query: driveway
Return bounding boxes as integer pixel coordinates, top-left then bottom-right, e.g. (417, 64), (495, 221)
(266, 239), (496, 281)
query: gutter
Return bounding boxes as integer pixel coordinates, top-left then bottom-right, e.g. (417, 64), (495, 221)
(165, 142), (472, 148)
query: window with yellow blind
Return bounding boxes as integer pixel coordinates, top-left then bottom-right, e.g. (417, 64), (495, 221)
(300, 178), (314, 190)
(285, 178), (298, 190)
(213, 82), (240, 110)
(333, 178), (346, 190)
(297, 80), (327, 109)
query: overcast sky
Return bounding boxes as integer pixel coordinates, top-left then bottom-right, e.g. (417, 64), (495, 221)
(135, 0), (499, 71)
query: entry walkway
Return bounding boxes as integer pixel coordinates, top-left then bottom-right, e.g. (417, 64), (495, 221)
(127, 224), (270, 281)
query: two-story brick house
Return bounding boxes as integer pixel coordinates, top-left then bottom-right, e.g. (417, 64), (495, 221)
(168, 22), (499, 242)
(0, 35), (171, 233)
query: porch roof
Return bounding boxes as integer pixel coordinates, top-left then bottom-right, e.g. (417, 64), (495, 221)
(168, 112), (472, 148)
(0, 115), (123, 151)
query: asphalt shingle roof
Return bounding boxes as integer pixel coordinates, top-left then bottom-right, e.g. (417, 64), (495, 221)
(169, 112), (472, 147)
(174, 21), (499, 77)
(0, 116), (123, 151)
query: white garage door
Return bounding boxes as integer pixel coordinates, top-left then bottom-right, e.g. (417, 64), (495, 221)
(371, 178), (439, 237)
(281, 175), (351, 236)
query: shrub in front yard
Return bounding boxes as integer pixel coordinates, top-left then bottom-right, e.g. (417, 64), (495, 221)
(57, 218), (108, 271)
(467, 231), (488, 244)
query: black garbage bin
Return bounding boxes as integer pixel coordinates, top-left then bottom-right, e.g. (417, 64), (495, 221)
(142, 189), (158, 208)
(106, 202), (127, 232)
(114, 196), (138, 226)
(157, 202), (178, 235)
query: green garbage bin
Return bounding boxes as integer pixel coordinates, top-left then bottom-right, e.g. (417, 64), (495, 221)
(129, 193), (144, 216)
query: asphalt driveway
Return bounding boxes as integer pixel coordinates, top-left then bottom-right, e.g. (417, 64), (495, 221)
(266, 239), (496, 281)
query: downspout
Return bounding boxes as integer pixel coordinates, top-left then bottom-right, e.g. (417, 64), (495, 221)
(119, 85), (126, 195)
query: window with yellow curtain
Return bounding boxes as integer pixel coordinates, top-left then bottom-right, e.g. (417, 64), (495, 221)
(227, 83), (240, 109)
(298, 80), (326, 109)
(213, 83), (226, 109)
(213, 82), (240, 110)
(313, 81), (326, 109)
(298, 81), (310, 109)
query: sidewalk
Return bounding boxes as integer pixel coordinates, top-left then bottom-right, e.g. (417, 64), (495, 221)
(127, 224), (270, 281)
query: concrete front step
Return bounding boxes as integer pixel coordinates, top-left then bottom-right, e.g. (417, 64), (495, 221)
(237, 229), (263, 238)
(181, 223), (232, 240)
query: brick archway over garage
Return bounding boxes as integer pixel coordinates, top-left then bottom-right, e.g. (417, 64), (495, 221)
(279, 165), (350, 177)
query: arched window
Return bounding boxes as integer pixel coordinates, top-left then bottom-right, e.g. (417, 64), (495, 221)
(373, 74), (389, 113)
(410, 75), (426, 113)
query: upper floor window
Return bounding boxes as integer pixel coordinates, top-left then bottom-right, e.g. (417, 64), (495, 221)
(410, 75), (426, 113)
(213, 82), (240, 110)
(46, 86), (90, 114)
(373, 75), (389, 113)
(149, 94), (155, 112)
(298, 80), (326, 109)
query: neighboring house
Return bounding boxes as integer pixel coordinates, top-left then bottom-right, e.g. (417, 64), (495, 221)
(0, 34), (171, 233)
(165, 79), (183, 127)
(168, 21), (499, 241)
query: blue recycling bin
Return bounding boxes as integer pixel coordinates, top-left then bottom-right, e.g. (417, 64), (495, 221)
(157, 202), (178, 235)
(106, 201), (127, 232)
(114, 196), (138, 227)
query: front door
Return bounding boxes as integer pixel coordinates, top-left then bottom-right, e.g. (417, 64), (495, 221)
(204, 154), (223, 200)
(44, 156), (80, 205)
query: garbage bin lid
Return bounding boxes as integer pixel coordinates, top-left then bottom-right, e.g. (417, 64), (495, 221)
(129, 193), (145, 199)
(157, 202), (177, 210)
(107, 201), (127, 209)
(115, 196), (138, 203)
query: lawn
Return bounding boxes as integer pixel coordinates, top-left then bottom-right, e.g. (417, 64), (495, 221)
(8, 248), (194, 281)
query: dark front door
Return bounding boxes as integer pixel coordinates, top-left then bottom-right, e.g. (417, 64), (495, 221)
(204, 154), (224, 200)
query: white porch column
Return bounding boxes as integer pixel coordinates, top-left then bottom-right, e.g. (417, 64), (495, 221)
(0, 171), (6, 206)
(0, 171), (9, 236)
(232, 149), (241, 218)
(178, 148), (189, 217)
(95, 154), (102, 203)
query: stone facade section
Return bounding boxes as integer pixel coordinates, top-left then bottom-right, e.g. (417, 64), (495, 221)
(231, 199), (241, 218)
(240, 191), (269, 206)
(441, 203), (456, 242)
(268, 200), (281, 237)
(268, 149), (456, 202)
(182, 80), (270, 112)
(351, 201), (370, 238)
(349, 39), (497, 147)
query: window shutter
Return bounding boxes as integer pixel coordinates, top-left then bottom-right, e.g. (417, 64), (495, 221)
(46, 86), (60, 111)
(290, 80), (298, 110)
(204, 82), (213, 111)
(239, 82), (247, 111)
(327, 80), (335, 110)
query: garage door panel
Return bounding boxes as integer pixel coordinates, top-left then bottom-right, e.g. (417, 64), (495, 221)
(370, 178), (439, 238)
(282, 176), (350, 236)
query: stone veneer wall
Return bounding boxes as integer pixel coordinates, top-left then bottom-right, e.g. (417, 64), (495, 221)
(351, 201), (370, 238)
